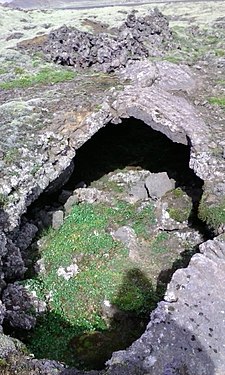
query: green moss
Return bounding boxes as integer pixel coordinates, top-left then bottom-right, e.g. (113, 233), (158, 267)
(172, 187), (184, 198)
(14, 67), (25, 75)
(208, 97), (225, 107)
(3, 148), (20, 165)
(95, 104), (102, 111)
(151, 232), (169, 254)
(0, 67), (77, 90)
(23, 200), (158, 367)
(0, 359), (7, 366)
(163, 55), (182, 64)
(166, 188), (192, 223)
(215, 49), (225, 57)
(216, 79), (225, 86)
(31, 164), (41, 176)
(168, 207), (190, 223)
(0, 68), (7, 75)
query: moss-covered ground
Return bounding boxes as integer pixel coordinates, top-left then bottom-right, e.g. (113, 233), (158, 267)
(22, 198), (166, 369)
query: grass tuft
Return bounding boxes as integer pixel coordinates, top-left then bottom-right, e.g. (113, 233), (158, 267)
(199, 197), (225, 229)
(0, 67), (77, 90)
(208, 97), (225, 107)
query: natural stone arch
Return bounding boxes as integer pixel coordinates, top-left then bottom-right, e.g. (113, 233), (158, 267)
(68, 116), (199, 192)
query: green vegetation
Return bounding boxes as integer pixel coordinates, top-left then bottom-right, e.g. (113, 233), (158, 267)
(94, 103), (102, 111)
(0, 67), (77, 90)
(3, 148), (20, 165)
(0, 68), (7, 75)
(0, 193), (8, 207)
(31, 164), (41, 176)
(166, 188), (192, 223)
(199, 197), (225, 229)
(163, 55), (183, 64)
(151, 232), (169, 254)
(0, 359), (7, 366)
(208, 97), (225, 107)
(14, 67), (25, 75)
(168, 207), (190, 223)
(215, 49), (225, 57)
(172, 187), (184, 198)
(163, 26), (225, 66)
(23, 200), (162, 368)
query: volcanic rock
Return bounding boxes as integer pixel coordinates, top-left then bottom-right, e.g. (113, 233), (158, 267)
(145, 172), (175, 199)
(40, 9), (172, 73)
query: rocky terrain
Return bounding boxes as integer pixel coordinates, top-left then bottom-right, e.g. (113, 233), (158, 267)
(0, 1), (225, 375)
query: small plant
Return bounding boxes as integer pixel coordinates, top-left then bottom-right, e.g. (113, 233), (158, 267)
(215, 49), (225, 57)
(31, 164), (41, 176)
(208, 97), (225, 107)
(4, 148), (19, 165)
(0, 358), (7, 367)
(0, 68), (7, 75)
(95, 103), (102, 111)
(168, 207), (190, 223)
(199, 197), (225, 229)
(14, 67), (25, 75)
(0, 193), (8, 207)
(151, 232), (168, 254)
(172, 187), (184, 198)
(163, 55), (182, 64)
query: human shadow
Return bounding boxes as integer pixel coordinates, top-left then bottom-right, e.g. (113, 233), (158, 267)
(21, 268), (158, 371)
(3, 261), (215, 375)
(59, 267), (215, 375)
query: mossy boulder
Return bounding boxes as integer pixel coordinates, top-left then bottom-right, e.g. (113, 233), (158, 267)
(164, 188), (193, 223)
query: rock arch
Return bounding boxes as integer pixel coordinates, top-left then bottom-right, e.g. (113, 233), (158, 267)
(0, 60), (225, 374)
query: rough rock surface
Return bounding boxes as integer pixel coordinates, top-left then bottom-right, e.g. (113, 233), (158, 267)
(51, 210), (64, 230)
(1, 5), (225, 374)
(40, 10), (172, 73)
(145, 172), (175, 199)
(111, 226), (140, 261)
(2, 283), (46, 330)
(0, 59), (222, 233)
(0, 59), (224, 373)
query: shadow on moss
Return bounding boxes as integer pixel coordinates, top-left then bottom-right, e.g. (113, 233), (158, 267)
(23, 268), (162, 370)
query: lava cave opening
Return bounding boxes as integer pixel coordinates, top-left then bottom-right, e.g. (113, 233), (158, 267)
(7, 117), (210, 371)
(64, 117), (204, 225)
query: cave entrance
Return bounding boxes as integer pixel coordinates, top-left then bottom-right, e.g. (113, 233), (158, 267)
(18, 118), (206, 371)
(67, 117), (200, 190)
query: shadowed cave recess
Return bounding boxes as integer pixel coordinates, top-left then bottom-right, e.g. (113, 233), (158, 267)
(6, 118), (212, 371)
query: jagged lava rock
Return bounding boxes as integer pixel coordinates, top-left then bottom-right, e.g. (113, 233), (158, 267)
(40, 9), (172, 73)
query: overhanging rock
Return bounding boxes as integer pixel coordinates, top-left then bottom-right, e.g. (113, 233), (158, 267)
(1, 60), (222, 230)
